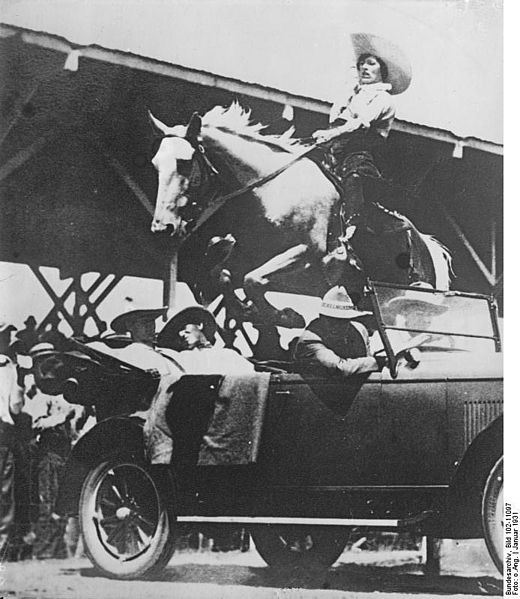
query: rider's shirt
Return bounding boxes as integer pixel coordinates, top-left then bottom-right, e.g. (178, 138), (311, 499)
(330, 82), (395, 140)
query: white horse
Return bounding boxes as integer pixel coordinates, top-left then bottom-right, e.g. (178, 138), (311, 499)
(149, 103), (452, 326)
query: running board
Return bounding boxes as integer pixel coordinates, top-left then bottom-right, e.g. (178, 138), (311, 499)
(177, 511), (435, 528)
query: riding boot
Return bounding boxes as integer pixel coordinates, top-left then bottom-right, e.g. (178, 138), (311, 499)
(340, 173), (367, 228)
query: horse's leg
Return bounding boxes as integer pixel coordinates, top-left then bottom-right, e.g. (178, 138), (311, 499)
(243, 244), (313, 328)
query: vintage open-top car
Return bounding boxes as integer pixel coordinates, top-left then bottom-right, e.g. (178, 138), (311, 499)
(31, 282), (503, 579)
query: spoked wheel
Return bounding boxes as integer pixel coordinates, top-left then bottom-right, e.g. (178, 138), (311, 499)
(250, 525), (349, 568)
(79, 455), (176, 579)
(482, 456), (503, 573)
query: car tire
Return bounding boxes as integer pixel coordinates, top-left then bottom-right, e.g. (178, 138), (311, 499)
(79, 454), (176, 579)
(482, 455), (503, 573)
(250, 525), (349, 568)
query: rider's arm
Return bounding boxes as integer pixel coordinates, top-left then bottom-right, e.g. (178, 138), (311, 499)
(315, 92), (395, 142)
(329, 101), (345, 124)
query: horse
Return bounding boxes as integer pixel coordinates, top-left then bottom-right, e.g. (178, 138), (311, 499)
(148, 103), (452, 327)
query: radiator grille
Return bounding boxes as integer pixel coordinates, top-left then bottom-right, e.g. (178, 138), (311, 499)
(464, 400), (502, 448)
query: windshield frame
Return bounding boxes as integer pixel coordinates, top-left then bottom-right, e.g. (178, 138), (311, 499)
(367, 280), (501, 379)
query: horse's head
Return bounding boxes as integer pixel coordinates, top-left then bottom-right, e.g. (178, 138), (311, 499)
(148, 112), (216, 236)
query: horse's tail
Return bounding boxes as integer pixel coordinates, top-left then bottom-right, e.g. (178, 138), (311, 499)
(419, 233), (454, 290)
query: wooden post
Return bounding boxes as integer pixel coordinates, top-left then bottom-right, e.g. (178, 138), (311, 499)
(93, 140), (155, 215)
(164, 238), (181, 312)
(0, 80), (41, 148)
(424, 536), (441, 576)
(491, 217), (497, 283)
(0, 134), (54, 183)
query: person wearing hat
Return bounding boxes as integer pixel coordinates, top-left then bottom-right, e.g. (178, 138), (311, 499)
(312, 33), (412, 220)
(110, 306), (169, 347)
(157, 306), (254, 374)
(0, 321), (25, 555)
(102, 306), (183, 375)
(145, 305), (254, 466)
(293, 287), (384, 378)
(384, 282), (448, 350)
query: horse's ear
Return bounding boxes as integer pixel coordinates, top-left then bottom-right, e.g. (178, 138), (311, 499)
(186, 112), (202, 144)
(148, 110), (169, 137)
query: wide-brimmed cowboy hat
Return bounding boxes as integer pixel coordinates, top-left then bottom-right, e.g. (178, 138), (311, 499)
(157, 305), (217, 348)
(351, 33), (412, 95)
(320, 286), (372, 319)
(386, 282), (447, 315)
(111, 307), (168, 334)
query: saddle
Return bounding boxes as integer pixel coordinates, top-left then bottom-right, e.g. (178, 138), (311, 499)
(308, 148), (413, 240)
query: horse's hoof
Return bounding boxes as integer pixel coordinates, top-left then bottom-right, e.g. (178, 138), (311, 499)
(275, 308), (305, 329)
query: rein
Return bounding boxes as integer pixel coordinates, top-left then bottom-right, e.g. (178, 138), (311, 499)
(191, 139), (322, 233)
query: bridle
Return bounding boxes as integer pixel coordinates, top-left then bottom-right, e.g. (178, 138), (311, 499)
(153, 132), (321, 235)
(153, 134), (221, 230)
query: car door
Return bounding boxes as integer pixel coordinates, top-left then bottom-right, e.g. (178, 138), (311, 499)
(377, 353), (450, 486)
(257, 371), (383, 487)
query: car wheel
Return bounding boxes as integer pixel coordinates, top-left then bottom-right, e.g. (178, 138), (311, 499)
(79, 455), (176, 579)
(482, 455), (503, 573)
(250, 525), (349, 568)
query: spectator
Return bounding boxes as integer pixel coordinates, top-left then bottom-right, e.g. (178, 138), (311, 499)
(93, 306), (182, 375)
(145, 305), (253, 466)
(157, 306), (255, 375)
(26, 389), (86, 560)
(22, 337), (89, 560)
(385, 282), (448, 349)
(293, 286), (384, 378)
(0, 321), (24, 558)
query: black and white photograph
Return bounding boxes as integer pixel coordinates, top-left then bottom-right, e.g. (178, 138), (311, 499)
(0, 1), (507, 597)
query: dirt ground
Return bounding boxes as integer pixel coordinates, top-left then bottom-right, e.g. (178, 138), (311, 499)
(2, 543), (502, 599)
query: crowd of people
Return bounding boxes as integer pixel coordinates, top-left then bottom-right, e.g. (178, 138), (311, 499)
(0, 318), (88, 561)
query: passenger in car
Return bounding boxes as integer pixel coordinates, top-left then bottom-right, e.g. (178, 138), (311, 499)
(385, 282), (448, 350)
(111, 306), (167, 346)
(157, 306), (254, 375)
(293, 286), (385, 378)
(104, 306), (182, 375)
(145, 306), (254, 465)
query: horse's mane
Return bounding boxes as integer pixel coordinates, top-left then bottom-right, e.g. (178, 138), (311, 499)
(201, 102), (304, 153)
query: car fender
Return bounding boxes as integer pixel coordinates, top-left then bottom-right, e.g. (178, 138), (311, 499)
(433, 415), (502, 538)
(56, 415), (146, 516)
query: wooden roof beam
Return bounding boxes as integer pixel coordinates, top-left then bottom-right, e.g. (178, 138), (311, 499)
(92, 139), (155, 215)
(0, 24), (503, 157)
(438, 203), (496, 287)
(0, 132), (57, 182)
